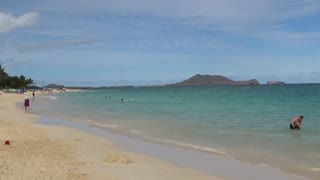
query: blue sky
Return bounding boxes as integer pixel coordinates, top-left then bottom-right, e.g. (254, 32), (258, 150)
(1, 0), (320, 86)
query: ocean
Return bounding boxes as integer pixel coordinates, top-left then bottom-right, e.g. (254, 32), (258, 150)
(32, 85), (320, 179)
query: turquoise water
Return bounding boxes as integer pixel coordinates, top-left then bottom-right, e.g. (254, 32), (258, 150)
(33, 85), (320, 178)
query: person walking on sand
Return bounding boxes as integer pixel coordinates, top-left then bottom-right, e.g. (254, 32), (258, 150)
(32, 91), (35, 101)
(290, 115), (303, 130)
(24, 97), (30, 113)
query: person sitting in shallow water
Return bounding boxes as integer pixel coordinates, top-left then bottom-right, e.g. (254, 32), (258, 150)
(290, 115), (303, 130)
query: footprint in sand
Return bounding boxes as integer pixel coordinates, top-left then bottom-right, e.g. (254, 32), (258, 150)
(105, 154), (131, 164)
(73, 138), (82, 142)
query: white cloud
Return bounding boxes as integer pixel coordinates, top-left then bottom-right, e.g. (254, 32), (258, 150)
(2, 1), (320, 44)
(258, 30), (320, 42)
(18, 39), (97, 52)
(0, 12), (39, 33)
(278, 0), (320, 19)
(49, 0), (319, 30)
(34, 0), (320, 42)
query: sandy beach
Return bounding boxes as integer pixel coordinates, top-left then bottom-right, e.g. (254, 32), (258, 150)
(0, 92), (218, 180)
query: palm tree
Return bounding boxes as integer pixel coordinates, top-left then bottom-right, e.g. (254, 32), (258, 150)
(26, 78), (34, 87)
(0, 64), (35, 89)
(0, 65), (9, 88)
(0, 65), (8, 76)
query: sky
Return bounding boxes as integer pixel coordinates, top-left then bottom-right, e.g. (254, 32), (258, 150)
(1, 0), (320, 86)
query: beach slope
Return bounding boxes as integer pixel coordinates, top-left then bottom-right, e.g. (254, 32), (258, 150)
(0, 93), (218, 180)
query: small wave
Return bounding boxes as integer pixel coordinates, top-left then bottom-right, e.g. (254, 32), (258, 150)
(310, 168), (320, 172)
(257, 163), (270, 167)
(74, 119), (94, 123)
(41, 95), (58, 100)
(155, 139), (233, 158)
(128, 129), (232, 158)
(300, 165), (320, 172)
(130, 129), (144, 135)
(92, 122), (118, 129)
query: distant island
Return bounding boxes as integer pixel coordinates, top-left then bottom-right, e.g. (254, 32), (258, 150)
(266, 81), (285, 85)
(43, 84), (66, 89)
(168, 74), (259, 86)
(42, 74), (260, 89)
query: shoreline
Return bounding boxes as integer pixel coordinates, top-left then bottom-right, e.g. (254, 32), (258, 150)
(36, 116), (308, 180)
(0, 92), (311, 179)
(0, 92), (217, 179)
(32, 91), (319, 179)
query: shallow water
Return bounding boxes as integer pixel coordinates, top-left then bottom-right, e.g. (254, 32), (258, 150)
(31, 85), (320, 179)
(37, 116), (307, 180)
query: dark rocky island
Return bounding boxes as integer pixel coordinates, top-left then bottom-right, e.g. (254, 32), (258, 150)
(168, 74), (259, 86)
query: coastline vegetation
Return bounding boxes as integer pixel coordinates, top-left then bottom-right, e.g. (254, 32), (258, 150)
(0, 65), (36, 90)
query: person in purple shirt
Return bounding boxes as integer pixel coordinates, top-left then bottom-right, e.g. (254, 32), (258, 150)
(24, 97), (30, 113)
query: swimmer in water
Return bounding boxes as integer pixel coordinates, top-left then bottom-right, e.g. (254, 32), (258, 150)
(290, 115), (303, 130)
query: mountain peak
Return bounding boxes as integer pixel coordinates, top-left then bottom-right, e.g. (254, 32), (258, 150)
(169, 74), (259, 86)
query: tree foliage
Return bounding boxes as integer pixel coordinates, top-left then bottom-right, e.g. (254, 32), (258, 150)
(0, 65), (34, 89)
